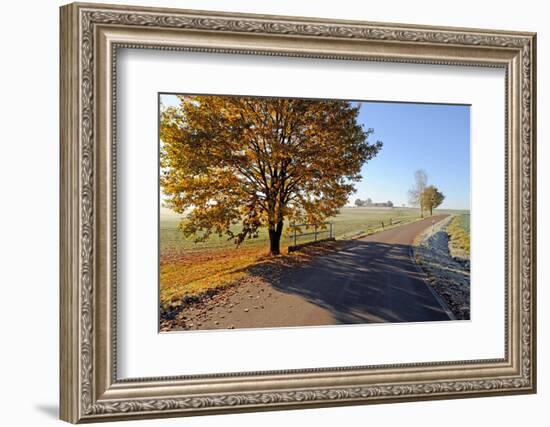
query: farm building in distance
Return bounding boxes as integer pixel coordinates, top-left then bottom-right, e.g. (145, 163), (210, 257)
(370, 201), (394, 207)
(354, 198), (394, 208)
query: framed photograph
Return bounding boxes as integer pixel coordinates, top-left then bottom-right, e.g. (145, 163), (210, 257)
(60, 2), (537, 423)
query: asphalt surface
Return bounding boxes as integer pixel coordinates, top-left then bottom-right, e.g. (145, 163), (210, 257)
(274, 215), (452, 324)
(167, 215), (452, 331)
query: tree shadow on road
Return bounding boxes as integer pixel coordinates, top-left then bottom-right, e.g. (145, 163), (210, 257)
(260, 239), (453, 324)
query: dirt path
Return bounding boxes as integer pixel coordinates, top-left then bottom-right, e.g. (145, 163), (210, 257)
(164, 215), (452, 331)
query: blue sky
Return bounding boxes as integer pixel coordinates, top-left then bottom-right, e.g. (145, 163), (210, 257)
(355, 101), (470, 209)
(160, 95), (470, 210)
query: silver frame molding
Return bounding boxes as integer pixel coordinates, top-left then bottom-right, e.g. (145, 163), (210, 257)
(60, 2), (537, 423)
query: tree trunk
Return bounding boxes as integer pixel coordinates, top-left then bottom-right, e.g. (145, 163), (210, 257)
(268, 220), (284, 255)
(430, 206), (433, 216)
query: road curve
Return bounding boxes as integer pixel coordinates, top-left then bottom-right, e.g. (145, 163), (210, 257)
(273, 215), (453, 324)
(169, 215), (453, 331)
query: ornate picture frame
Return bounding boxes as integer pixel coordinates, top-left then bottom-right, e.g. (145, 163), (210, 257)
(60, 2), (536, 423)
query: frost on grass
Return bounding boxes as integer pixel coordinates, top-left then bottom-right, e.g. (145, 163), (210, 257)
(414, 217), (470, 320)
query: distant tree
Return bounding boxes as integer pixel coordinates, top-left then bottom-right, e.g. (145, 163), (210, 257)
(387, 200), (394, 208)
(355, 198), (365, 207)
(408, 169), (428, 217)
(421, 185), (445, 216)
(365, 198), (373, 206)
(160, 95), (382, 255)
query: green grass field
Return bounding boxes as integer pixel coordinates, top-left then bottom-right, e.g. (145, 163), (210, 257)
(160, 206), (466, 255)
(160, 206), (469, 308)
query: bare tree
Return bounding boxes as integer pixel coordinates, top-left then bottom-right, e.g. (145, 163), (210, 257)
(408, 169), (428, 217)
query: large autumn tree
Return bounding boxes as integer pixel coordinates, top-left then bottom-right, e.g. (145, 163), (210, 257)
(160, 95), (382, 255)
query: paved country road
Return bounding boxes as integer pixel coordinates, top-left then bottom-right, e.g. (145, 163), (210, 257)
(166, 215), (452, 331)
(275, 214), (453, 325)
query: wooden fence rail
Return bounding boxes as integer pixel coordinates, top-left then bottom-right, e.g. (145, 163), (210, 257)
(288, 221), (333, 249)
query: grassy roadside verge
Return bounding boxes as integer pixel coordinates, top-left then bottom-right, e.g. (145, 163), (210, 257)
(160, 241), (345, 313)
(410, 214), (471, 320)
(446, 214), (470, 259)
(160, 247), (267, 309)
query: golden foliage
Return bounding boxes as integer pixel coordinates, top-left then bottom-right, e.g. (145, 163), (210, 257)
(420, 185), (445, 216)
(160, 95), (382, 254)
